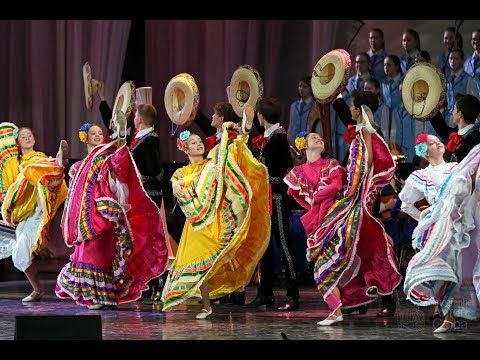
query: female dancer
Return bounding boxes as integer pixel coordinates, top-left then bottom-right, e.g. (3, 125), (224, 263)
(399, 134), (458, 249)
(0, 123), (68, 301)
(56, 114), (168, 309)
(161, 105), (270, 319)
(308, 91), (402, 325)
(284, 131), (345, 317)
(404, 143), (480, 333)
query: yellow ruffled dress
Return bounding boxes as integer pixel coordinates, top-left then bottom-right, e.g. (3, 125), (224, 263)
(161, 128), (270, 310)
(0, 123), (67, 270)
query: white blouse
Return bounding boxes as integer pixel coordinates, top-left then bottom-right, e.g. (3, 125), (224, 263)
(398, 161), (458, 221)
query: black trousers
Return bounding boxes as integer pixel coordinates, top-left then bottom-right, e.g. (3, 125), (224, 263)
(144, 190), (165, 297)
(258, 193), (299, 299)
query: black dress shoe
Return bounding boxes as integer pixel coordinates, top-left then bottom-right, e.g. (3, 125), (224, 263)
(246, 295), (275, 308)
(376, 304), (395, 317)
(227, 291), (246, 305)
(277, 297), (299, 311)
(342, 304), (368, 315)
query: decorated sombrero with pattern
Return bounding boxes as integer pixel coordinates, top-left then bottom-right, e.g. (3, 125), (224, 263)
(164, 73), (200, 127)
(311, 49), (351, 104)
(229, 64), (264, 118)
(401, 62), (447, 121)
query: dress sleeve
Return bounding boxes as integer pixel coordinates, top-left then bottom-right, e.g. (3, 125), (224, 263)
(287, 186), (311, 210)
(181, 172), (199, 188)
(313, 167), (344, 203)
(284, 165), (313, 208)
(398, 172), (426, 221)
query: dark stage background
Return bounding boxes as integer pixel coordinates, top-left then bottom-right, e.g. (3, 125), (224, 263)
(1, 19), (479, 272)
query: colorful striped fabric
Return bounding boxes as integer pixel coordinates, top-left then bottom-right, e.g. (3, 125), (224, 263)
(284, 158), (343, 205)
(404, 144), (480, 319)
(401, 162), (458, 250)
(162, 129), (270, 310)
(57, 143), (168, 306)
(0, 123), (20, 205)
(307, 131), (401, 308)
(2, 151), (68, 257)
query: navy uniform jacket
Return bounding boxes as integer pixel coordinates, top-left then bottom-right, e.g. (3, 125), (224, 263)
(429, 111), (480, 163)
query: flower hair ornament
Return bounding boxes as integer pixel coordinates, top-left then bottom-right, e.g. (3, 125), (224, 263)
(414, 133), (429, 157)
(78, 123), (93, 143)
(177, 130), (191, 151)
(294, 131), (308, 151)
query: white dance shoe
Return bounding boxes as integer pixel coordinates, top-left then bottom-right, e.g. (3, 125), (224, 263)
(196, 308), (212, 319)
(317, 313), (343, 326)
(22, 291), (44, 302)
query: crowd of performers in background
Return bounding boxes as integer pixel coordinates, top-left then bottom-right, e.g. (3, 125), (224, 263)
(0, 25), (480, 334)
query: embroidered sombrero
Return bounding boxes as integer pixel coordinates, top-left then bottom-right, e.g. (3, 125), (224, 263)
(164, 73), (200, 127)
(229, 64), (264, 118)
(311, 49), (351, 103)
(136, 87), (153, 107)
(112, 80), (136, 124)
(401, 62), (447, 121)
(83, 62), (101, 111)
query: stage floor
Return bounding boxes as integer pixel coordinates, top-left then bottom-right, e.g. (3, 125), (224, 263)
(0, 276), (479, 341)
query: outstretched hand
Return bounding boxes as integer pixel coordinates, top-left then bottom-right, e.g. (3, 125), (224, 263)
(97, 81), (106, 101)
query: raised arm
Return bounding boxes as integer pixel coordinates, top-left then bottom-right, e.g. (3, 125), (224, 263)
(332, 97), (354, 128)
(429, 111), (455, 142)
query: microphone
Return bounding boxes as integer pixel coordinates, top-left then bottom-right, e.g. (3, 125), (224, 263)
(355, 20), (365, 25)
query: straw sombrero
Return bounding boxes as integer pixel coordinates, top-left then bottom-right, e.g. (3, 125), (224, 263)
(311, 49), (351, 103)
(112, 81), (136, 123)
(401, 62), (446, 121)
(229, 65), (264, 118)
(164, 73), (200, 127)
(136, 87), (153, 107)
(83, 62), (100, 111)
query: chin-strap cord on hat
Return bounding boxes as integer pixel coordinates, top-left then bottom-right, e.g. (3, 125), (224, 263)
(170, 94), (181, 137)
(411, 99), (427, 118)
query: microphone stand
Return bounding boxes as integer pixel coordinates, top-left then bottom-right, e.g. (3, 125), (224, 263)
(442, 20), (464, 117)
(346, 21), (365, 52)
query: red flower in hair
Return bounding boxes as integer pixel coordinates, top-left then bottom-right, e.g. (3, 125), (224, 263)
(416, 133), (429, 145)
(176, 138), (187, 151)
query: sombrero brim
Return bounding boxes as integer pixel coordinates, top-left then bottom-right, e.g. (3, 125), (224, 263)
(401, 63), (447, 121)
(164, 73), (200, 127)
(112, 81), (136, 123)
(83, 62), (93, 111)
(311, 49), (351, 104)
(229, 65), (264, 118)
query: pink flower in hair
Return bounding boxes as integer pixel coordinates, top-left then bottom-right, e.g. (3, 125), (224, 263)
(415, 133), (428, 145)
(177, 138), (186, 151)
(177, 130), (191, 151)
